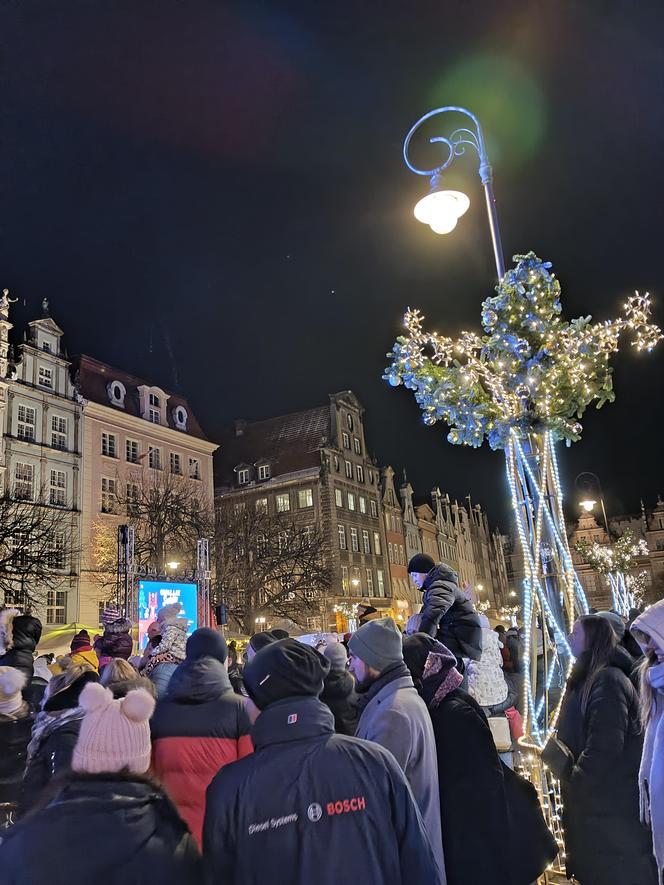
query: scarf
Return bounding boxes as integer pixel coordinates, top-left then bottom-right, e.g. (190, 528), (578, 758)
(422, 650), (463, 709)
(355, 660), (412, 711)
(639, 661), (664, 876)
(26, 706), (85, 763)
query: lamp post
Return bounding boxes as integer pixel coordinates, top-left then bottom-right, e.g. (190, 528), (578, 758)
(403, 106), (505, 279)
(575, 471), (610, 537)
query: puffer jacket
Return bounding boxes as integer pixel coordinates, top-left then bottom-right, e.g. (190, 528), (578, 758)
(203, 696), (444, 885)
(557, 647), (657, 885)
(151, 656), (252, 846)
(94, 630), (133, 664)
(320, 669), (359, 735)
(0, 703), (34, 804)
(418, 564), (482, 661)
(0, 613), (42, 680)
(0, 773), (201, 885)
(19, 710), (84, 815)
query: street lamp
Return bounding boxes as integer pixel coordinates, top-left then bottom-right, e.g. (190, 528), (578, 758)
(403, 106), (505, 278)
(166, 560), (180, 572)
(579, 499), (597, 513)
(575, 472), (610, 536)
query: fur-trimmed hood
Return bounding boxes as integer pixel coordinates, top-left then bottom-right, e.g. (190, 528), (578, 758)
(0, 608), (21, 655)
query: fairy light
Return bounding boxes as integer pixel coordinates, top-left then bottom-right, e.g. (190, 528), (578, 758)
(576, 532), (650, 616)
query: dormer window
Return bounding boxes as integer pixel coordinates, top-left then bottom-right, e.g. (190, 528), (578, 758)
(148, 393), (161, 424)
(172, 405), (188, 431)
(42, 341), (51, 353)
(347, 413), (354, 431)
(107, 380), (126, 407)
(257, 464), (271, 481)
(38, 365), (53, 389)
(237, 467), (250, 485)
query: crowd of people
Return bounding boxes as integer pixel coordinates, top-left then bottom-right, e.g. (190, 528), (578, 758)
(0, 554), (661, 885)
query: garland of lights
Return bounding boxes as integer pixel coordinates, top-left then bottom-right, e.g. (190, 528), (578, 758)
(576, 531), (650, 616)
(385, 252), (661, 749)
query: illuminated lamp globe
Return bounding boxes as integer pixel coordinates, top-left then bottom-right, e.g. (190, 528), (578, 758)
(580, 499), (597, 513)
(413, 190), (470, 235)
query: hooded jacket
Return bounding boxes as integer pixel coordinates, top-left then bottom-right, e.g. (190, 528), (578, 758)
(203, 696), (444, 885)
(0, 612), (42, 679)
(320, 668), (359, 736)
(94, 630), (133, 664)
(0, 773), (201, 885)
(418, 564), (482, 661)
(557, 646), (657, 885)
(150, 656), (252, 846)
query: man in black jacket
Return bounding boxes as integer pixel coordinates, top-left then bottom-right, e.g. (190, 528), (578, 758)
(203, 638), (444, 885)
(407, 554), (482, 664)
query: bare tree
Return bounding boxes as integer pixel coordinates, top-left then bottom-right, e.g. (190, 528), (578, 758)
(0, 489), (76, 610)
(213, 498), (333, 635)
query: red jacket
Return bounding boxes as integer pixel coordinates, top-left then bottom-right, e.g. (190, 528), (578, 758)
(150, 656), (252, 845)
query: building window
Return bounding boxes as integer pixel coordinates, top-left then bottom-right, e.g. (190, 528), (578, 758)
(400, 545), (405, 565)
(256, 497), (268, 514)
(276, 493), (291, 513)
(49, 470), (66, 507)
(362, 529), (371, 554)
(189, 458), (201, 480)
(148, 446), (162, 470)
(17, 404), (37, 442)
(149, 408), (160, 424)
(49, 532), (66, 569)
(306, 616), (321, 631)
(347, 414), (354, 431)
(342, 431), (350, 449)
(149, 392), (160, 407)
(348, 492), (356, 511)
(14, 462), (34, 500)
(51, 415), (67, 450)
(359, 496), (367, 515)
(368, 470), (375, 484)
(333, 456), (339, 472)
(126, 482), (140, 516)
(388, 542), (393, 563)
(42, 341), (51, 353)
(366, 568), (374, 596)
(376, 570), (386, 597)
(335, 488), (343, 508)
(101, 432), (117, 458)
(237, 468), (250, 485)
(350, 527), (359, 553)
(298, 488), (313, 509)
(169, 452), (182, 475)
(351, 566), (361, 590)
(125, 439), (139, 463)
(101, 477), (117, 513)
(257, 464), (271, 481)
(46, 590), (67, 625)
(356, 464), (364, 484)
(373, 532), (382, 556)
(345, 460), (353, 480)
(341, 565), (349, 594)
(338, 525), (347, 550)
(370, 499), (378, 518)
(173, 405), (188, 430)
(353, 437), (362, 455)
(38, 365), (53, 389)
(108, 380), (126, 407)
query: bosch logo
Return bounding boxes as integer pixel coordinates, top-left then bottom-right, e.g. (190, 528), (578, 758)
(307, 803), (323, 822)
(327, 796), (366, 816)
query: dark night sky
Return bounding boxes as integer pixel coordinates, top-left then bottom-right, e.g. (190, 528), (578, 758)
(2, 0), (663, 529)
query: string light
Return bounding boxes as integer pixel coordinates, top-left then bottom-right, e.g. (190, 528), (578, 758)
(576, 532), (650, 615)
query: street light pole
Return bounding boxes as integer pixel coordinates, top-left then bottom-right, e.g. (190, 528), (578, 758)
(575, 471), (611, 537)
(403, 106), (505, 279)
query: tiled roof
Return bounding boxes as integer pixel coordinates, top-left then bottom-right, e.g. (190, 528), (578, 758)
(72, 354), (209, 441)
(215, 404), (331, 486)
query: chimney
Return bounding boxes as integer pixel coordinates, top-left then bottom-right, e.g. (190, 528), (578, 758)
(234, 419), (247, 437)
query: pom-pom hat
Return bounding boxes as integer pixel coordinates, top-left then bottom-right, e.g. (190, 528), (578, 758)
(72, 682), (155, 775)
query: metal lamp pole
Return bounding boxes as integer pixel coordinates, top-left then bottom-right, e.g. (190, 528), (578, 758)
(403, 106), (505, 279)
(575, 471), (611, 537)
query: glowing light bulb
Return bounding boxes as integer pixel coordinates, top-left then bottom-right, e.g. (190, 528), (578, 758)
(579, 499), (596, 513)
(413, 190), (470, 235)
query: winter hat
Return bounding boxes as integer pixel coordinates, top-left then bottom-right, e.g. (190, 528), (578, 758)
(186, 627), (228, 664)
(0, 667), (26, 715)
(348, 617), (404, 673)
(597, 611), (627, 640)
(402, 633), (438, 681)
(324, 642), (348, 674)
(250, 630), (281, 654)
(243, 638), (329, 710)
(70, 630), (93, 653)
(157, 602), (184, 627)
(32, 656), (53, 683)
(633, 600), (664, 653)
(44, 663), (99, 712)
(407, 553), (435, 574)
(357, 604), (378, 620)
(72, 682), (155, 775)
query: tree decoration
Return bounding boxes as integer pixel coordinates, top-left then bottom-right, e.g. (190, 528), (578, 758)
(576, 531), (650, 615)
(385, 252), (661, 748)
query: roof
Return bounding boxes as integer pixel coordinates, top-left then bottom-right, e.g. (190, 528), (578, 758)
(72, 354), (209, 441)
(215, 404), (331, 486)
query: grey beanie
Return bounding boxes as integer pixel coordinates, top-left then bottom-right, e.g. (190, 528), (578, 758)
(349, 617), (403, 672)
(323, 642), (348, 673)
(596, 610), (626, 639)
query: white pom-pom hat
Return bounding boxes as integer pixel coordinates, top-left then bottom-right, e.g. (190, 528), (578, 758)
(72, 682), (156, 775)
(0, 666), (26, 715)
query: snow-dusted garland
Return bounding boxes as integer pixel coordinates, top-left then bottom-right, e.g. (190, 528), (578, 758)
(576, 531), (650, 616)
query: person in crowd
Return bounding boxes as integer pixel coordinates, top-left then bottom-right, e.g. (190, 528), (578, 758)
(597, 610), (643, 688)
(151, 627), (252, 846)
(25, 655), (53, 711)
(0, 681), (201, 884)
(494, 623), (521, 674)
(0, 608), (42, 681)
(203, 637), (443, 885)
(144, 603), (188, 697)
(357, 604), (380, 627)
(131, 620), (161, 671)
(406, 554), (482, 667)
(557, 614), (657, 885)
(348, 617), (444, 877)
(19, 662), (98, 815)
(246, 628), (288, 662)
(228, 639), (238, 666)
(0, 668), (34, 823)
(93, 606), (133, 670)
(320, 641), (358, 735)
(99, 657), (155, 698)
(632, 599), (664, 880)
(64, 630), (100, 672)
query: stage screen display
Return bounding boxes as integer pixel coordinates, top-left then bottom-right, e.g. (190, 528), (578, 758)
(138, 580), (198, 650)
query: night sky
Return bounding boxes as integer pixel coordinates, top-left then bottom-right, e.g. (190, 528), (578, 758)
(2, 1), (663, 529)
